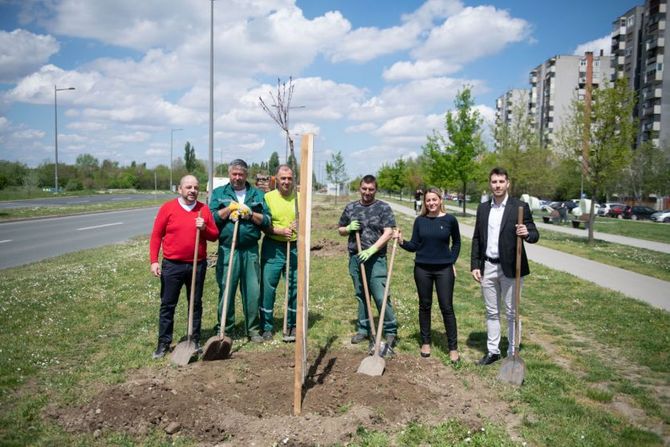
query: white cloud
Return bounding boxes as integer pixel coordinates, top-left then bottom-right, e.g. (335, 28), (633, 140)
(0, 29), (59, 82)
(383, 59), (461, 81)
(413, 6), (531, 63)
(346, 123), (377, 134)
(573, 35), (611, 56)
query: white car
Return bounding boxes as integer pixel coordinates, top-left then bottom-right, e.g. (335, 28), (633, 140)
(598, 202), (625, 216)
(650, 209), (670, 223)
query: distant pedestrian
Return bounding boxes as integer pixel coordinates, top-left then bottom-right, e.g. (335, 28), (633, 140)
(149, 175), (219, 359)
(396, 187), (461, 362)
(470, 167), (539, 365)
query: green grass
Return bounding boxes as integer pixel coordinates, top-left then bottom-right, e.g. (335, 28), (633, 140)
(1, 196), (668, 446)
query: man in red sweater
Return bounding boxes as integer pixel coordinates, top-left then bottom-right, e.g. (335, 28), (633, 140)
(149, 175), (219, 359)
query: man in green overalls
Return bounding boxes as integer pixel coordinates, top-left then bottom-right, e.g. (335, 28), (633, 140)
(260, 164), (298, 342)
(209, 159), (270, 342)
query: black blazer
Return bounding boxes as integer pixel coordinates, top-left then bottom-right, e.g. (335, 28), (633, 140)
(470, 197), (539, 278)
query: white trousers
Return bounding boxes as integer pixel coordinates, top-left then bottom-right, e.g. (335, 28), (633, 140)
(480, 260), (523, 356)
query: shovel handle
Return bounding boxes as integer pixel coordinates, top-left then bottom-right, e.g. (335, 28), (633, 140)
(186, 210), (202, 340)
(514, 206), (523, 357)
(355, 231), (376, 339)
(219, 219), (239, 337)
(372, 231), (398, 355)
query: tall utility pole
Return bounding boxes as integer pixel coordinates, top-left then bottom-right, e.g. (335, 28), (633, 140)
(54, 85), (75, 193)
(208, 0), (216, 202)
(582, 51), (593, 199)
(170, 128), (182, 191)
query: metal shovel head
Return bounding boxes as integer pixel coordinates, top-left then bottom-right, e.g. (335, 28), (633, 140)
(201, 334), (232, 361)
(170, 339), (198, 366)
(497, 355), (526, 386)
(357, 353), (385, 376)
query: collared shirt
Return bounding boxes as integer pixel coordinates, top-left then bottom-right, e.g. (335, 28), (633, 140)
(486, 194), (508, 259)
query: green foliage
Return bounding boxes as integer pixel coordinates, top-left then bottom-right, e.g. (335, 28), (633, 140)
(423, 86), (484, 214)
(184, 142), (197, 173)
(0, 161), (29, 188)
(268, 151), (280, 175)
(620, 140), (670, 200)
(326, 150), (349, 195)
(376, 158), (407, 193)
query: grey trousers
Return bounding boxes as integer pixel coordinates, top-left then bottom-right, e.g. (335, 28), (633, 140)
(480, 260), (523, 355)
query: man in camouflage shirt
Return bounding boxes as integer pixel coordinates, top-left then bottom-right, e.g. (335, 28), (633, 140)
(338, 174), (398, 348)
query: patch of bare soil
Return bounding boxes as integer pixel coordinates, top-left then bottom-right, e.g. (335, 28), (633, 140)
(49, 348), (513, 446)
(310, 239), (345, 258)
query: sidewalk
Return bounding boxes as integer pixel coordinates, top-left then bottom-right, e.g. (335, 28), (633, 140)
(388, 201), (670, 312)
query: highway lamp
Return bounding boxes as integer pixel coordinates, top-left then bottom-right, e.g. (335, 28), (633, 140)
(208, 0), (216, 202)
(54, 85), (75, 193)
(170, 128), (182, 192)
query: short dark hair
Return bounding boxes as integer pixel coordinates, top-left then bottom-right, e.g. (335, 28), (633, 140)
(489, 167), (508, 180)
(360, 175), (377, 188)
(228, 159), (248, 172)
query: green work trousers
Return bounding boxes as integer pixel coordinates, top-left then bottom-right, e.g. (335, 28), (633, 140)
(348, 253), (398, 337)
(215, 243), (261, 337)
(260, 238), (297, 333)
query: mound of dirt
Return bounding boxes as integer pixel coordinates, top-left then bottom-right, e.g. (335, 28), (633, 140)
(310, 238), (345, 257)
(50, 347), (514, 446)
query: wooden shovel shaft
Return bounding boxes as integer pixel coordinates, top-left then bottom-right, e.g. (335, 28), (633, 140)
(219, 219), (239, 338)
(514, 206), (523, 357)
(372, 234), (397, 355)
(283, 240), (290, 336)
(355, 231), (376, 339)
(186, 210), (202, 341)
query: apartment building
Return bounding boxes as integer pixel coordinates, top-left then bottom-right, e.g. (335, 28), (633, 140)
(494, 89), (530, 149)
(528, 53), (613, 147)
(612, 0), (669, 149)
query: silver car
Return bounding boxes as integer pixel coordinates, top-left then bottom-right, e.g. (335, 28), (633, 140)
(650, 209), (670, 223)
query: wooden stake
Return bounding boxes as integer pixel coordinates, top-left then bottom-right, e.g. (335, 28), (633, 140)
(293, 133), (314, 416)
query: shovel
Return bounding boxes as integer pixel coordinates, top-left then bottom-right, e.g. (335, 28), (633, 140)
(355, 231), (378, 351)
(498, 206), (526, 385)
(171, 210), (202, 366)
(202, 219), (239, 361)
(357, 234), (398, 376)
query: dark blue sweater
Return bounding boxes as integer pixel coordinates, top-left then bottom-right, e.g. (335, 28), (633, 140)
(400, 214), (461, 265)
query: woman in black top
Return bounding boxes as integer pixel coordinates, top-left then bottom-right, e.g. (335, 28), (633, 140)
(396, 187), (461, 362)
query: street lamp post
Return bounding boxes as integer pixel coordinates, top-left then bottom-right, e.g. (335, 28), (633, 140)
(54, 85), (75, 193)
(170, 128), (182, 192)
(578, 155), (584, 199)
(208, 0), (216, 202)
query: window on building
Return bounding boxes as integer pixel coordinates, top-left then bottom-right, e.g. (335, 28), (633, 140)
(627, 16), (635, 27)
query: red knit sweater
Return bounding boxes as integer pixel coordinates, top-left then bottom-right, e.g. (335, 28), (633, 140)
(150, 199), (219, 263)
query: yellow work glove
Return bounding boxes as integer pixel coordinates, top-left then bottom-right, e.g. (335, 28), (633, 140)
(228, 201), (240, 212)
(358, 245), (378, 262)
(238, 203), (252, 220)
(230, 210), (240, 222)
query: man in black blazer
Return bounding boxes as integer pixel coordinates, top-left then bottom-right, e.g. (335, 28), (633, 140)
(470, 167), (539, 365)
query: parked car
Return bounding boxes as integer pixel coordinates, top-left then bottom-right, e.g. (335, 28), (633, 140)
(598, 202), (625, 216)
(650, 209), (670, 223)
(626, 205), (657, 220)
(606, 204), (629, 219)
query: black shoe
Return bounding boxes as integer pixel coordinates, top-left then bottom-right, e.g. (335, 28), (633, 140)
(194, 341), (202, 355)
(477, 352), (501, 366)
(351, 333), (368, 344)
(283, 327), (296, 342)
(385, 334), (397, 348)
(262, 331), (274, 341)
(152, 342), (170, 359)
(250, 334), (264, 343)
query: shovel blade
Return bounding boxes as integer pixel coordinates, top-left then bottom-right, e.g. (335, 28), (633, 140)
(357, 354), (385, 376)
(497, 355), (525, 386)
(201, 334), (232, 361)
(170, 340), (198, 366)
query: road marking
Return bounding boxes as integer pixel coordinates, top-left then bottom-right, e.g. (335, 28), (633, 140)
(77, 222), (123, 231)
(0, 239), (11, 244)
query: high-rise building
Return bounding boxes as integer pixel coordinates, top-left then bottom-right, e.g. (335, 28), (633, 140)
(494, 89), (530, 149)
(612, 0), (669, 149)
(528, 53), (613, 147)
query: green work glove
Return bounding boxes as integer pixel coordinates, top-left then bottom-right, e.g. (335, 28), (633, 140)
(345, 220), (360, 232)
(358, 245), (378, 262)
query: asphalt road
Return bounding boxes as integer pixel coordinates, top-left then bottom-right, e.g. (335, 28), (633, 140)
(0, 193), (164, 209)
(0, 206), (160, 270)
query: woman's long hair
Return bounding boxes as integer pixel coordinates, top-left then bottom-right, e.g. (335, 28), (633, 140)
(420, 187), (446, 216)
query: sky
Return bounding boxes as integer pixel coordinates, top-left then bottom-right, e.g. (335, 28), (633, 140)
(0, 0), (640, 180)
